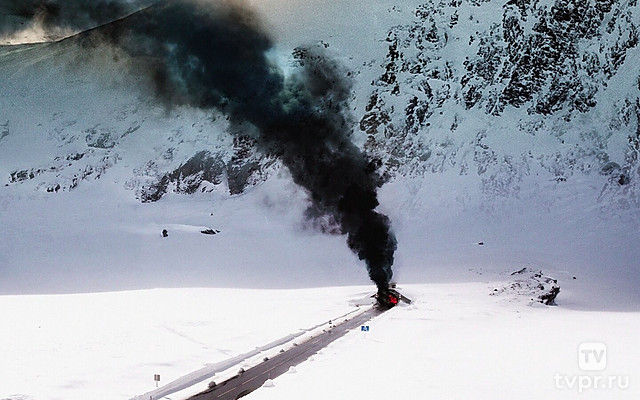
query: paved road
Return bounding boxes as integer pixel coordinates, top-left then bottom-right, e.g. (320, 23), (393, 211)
(187, 306), (384, 400)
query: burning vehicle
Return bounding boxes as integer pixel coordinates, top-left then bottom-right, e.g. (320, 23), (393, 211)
(376, 284), (411, 309)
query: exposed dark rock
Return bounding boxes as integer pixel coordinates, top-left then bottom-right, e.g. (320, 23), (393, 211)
(618, 174), (630, 185)
(140, 150), (225, 202)
(492, 267), (561, 305)
(356, 0), (639, 209)
(0, 120), (8, 143)
(539, 285), (560, 305)
(85, 126), (117, 149)
(168, 150), (225, 194)
(601, 161), (622, 175)
(9, 168), (44, 183)
(226, 135), (274, 196)
(7, 150), (113, 191)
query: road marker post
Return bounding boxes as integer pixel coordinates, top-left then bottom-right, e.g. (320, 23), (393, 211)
(361, 325), (369, 339)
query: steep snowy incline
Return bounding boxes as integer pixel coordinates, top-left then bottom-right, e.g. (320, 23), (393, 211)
(359, 0), (640, 208)
(4, 0), (637, 210)
(0, 0), (638, 304)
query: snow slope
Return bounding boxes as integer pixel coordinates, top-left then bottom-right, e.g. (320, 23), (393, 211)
(249, 284), (640, 400)
(0, 172), (370, 293)
(0, 286), (362, 400)
(1, 284), (638, 400)
(1, 0), (638, 305)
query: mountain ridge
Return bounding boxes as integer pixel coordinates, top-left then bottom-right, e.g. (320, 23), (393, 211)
(1, 0), (638, 212)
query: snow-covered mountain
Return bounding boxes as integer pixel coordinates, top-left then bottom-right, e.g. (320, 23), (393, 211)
(0, 0), (638, 304)
(360, 0), (640, 204)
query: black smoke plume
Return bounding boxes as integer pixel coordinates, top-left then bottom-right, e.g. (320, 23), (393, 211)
(43, 0), (398, 291)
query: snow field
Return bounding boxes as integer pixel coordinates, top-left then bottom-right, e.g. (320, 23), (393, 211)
(2, 282), (637, 400)
(248, 283), (640, 400)
(0, 286), (365, 400)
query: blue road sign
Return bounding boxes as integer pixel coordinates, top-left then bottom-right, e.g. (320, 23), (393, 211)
(361, 325), (369, 332)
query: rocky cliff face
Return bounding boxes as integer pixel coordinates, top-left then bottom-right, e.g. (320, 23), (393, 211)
(360, 0), (639, 209)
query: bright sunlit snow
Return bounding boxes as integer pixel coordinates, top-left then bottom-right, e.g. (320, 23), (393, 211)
(1, 283), (638, 400)
(248, 283), (640, 400)
(0, 286), (361, 400)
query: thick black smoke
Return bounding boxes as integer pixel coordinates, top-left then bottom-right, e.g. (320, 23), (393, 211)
(64, 0), (398, 290)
